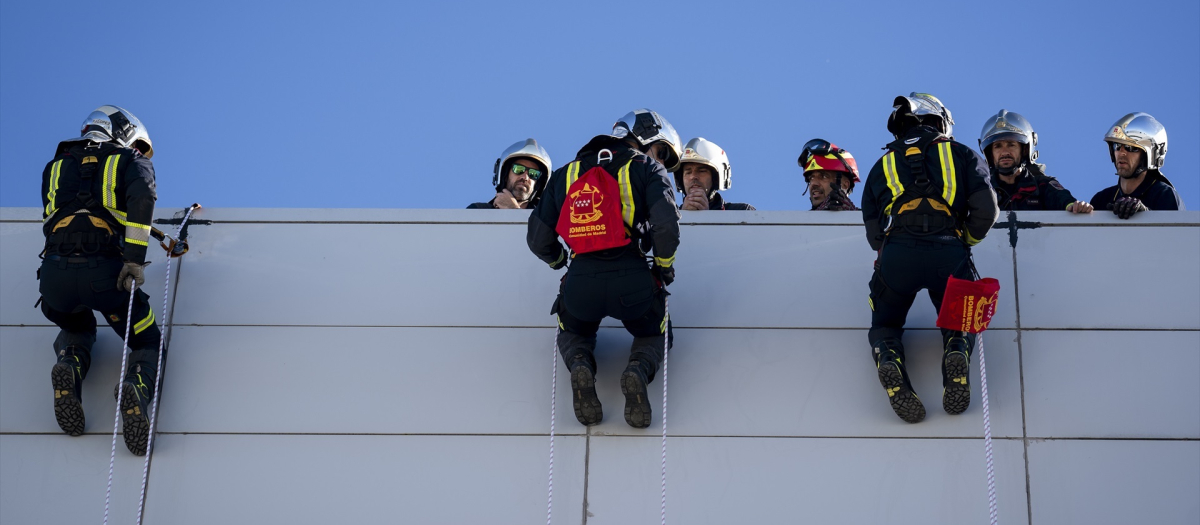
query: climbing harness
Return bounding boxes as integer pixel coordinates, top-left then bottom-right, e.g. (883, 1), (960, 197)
(103, 203), (201, 525)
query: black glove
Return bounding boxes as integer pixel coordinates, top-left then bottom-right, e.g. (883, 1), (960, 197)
(1111, 196), (1148, 220)
(549, 247), (568, 270)
(117, 261), (149, 292)
(652, 265), (675, 287)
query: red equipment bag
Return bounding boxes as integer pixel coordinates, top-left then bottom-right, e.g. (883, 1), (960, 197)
(937, 274), (1001, 334)
(555, 161), (630, 254)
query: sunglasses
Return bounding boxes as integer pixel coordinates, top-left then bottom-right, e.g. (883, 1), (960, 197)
(511, 164), (543, 180)
(799, 138), (855, 174)
(1110, 143), (1140, 154)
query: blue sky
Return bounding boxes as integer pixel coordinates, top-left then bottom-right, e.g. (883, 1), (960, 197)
(2, 0), (1197, 211)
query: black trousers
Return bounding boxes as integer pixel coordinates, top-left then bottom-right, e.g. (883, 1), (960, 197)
(867, 236), (972, 346)
(553, 251), (672, 379)
(39, 256), (162, 379)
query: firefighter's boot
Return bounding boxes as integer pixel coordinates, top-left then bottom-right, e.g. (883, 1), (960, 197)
(559, 330), (602, 426)
(942, 333), (974, 415)
(51, 344), (91, 436)
(621, 335), (665, 429)
(873, 338), (925, 423)
(114, 362), (156, 455)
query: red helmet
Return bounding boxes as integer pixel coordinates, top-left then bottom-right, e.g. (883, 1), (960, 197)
(798, 139), (860, 183)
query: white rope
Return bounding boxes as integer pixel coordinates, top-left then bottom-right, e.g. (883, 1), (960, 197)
(546, 327), (558, 525)
(977, 333), (998, 525)
(102, 276), (138, 525)
(134, 206), (196, 525)
(659, 296), (669, 525)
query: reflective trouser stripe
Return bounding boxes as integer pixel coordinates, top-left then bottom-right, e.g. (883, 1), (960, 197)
(44, 160), (64, 220)
(125, 221), (151, 246)
(618, 160), (634, 228)
(882, 152), (904, 215)
(133, 309), (155, 335)
(938, 142), (957, 206)
(102, 155), (120, 209)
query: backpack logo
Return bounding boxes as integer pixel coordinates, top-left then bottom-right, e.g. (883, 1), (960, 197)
(905, 137), (920, 145)
(569, 183), (605, 224)
(556, 162), (631, 254)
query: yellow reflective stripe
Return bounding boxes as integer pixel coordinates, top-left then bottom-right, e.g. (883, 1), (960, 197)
(102, 155), (120, 209)
(45, 160), (64, 219)
(938, 142), (957, 207)
(105, 207), (129, 226)
(618, 160), (634, 228)
(125, 221), (151, 246)
(659, 311), (669, 334)
(965, 230), (982, 246)
(654, 255), (674, 268)
(133, 309), (155, 334)
(564, 161), (580, 193)
(548, 250), (565, 268)
(882, 153), (904, 215)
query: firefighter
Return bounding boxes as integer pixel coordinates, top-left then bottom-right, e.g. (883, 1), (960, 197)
(798, 139), (860, 211)
(1090, 112), (1185, 218)
(527, 109), (681, 428)
(468, 138), (553, 209)
(39, 105), (160, 455)
(677, 137), (754, 210)
(861, 93), (999, 424)
(978, 110), (1092, 213)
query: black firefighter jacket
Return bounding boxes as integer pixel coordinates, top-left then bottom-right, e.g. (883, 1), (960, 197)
(528, 139), (680, 270)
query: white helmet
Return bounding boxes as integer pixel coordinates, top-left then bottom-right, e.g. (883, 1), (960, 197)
(493, 138), (552, 187)
(676, 137), (732, 194)
(1105, 112), (1167, 172)
(61, 105), (154, 158)
(979, 109), (1038, 172)
(611, 109), (682, 171)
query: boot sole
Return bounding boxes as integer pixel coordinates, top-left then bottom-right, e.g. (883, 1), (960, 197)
(116, 383), (150, 456)
(570, 365), (603, 426)
(943, 351), (971, 415)
(620, 369), (652, 429)
(51, 363), (85, 436)
(878, 361), (925, 423)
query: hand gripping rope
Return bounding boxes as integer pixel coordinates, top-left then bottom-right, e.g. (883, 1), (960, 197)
(977, 333), (998, 525)
(546, 288), (670, 525)
(103, 204), (200, 525)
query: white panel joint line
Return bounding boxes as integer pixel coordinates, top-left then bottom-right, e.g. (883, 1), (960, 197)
(978, 333), (998, 525)
(546, 327), (558, 525)
(102, 279), (139, 525)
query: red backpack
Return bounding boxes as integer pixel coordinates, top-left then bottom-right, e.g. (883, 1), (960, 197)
(555, 150), (632, 254)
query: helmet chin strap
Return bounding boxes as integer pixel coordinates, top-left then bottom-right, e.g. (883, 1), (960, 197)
(996, 163), (1023, 176)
